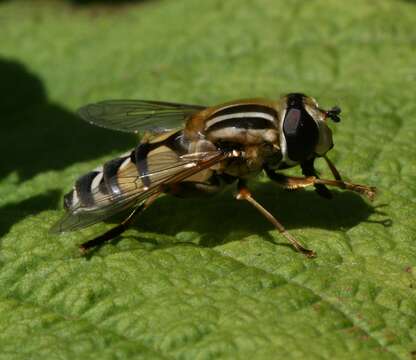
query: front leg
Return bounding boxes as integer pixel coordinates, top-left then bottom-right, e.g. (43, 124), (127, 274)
(323, 155), (342, 181)
(265, 169), (376, 201)
(300, 158), (333, 199)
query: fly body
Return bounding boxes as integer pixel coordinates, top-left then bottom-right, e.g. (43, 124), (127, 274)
(52, 93), (375, 257)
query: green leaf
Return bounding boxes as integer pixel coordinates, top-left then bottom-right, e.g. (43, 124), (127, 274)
(1, 0), (415, 359)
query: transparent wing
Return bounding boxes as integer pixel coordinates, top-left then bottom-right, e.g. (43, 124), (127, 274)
(78, 100), (206, 133)
(51, 150), (228, 233)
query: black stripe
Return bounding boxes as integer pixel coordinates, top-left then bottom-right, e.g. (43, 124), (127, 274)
(212, 104), (277, 118)
(134, 143), (152, 187)
(207, 117), (275, 132)
(98, 176), (108, 195)
(132, 133), (184, 189)
(129, 148), (136, 164)
(75, 171), (100, 207)
(163, 131), (189, 156)
(103, 157), (128, 195)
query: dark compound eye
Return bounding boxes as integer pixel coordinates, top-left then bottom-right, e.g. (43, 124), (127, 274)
(283, 106), (319, 162)
(284, 108), (301, 135)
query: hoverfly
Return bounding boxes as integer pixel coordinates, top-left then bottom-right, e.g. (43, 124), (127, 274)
(51, 93), (376, 257)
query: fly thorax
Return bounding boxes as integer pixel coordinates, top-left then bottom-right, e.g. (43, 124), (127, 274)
(222, 145), (266, 178)
(204, 103), (279, 145)
(222, 159), (263, 178)
(263, 144), (283, 169)
(245, 146), (266, 168)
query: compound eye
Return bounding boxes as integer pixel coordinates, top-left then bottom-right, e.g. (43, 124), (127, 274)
(284, 108), (302, 135)
(283, 108), (319, 162)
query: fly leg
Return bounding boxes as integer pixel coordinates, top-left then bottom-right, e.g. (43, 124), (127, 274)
(300, 155), (343, 199)
(265, 170), (376, 200)
(236, 180), (316, 258)
(79, 193), (160, 253)
(323, 155), (342, 181)
(300, 158), (332, 199)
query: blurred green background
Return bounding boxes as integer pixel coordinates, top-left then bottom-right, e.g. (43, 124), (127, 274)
(0, 0), (415, 359)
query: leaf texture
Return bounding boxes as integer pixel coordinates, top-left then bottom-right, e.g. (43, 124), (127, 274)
(0, 0), (415, 359)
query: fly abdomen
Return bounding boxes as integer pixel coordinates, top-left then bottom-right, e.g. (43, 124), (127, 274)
(64, 170), (106, 211)
(62, 130), (202, 214)
(64, 154), (132, 212)
(75, 171), (101, 208)
(103, 156), (130, 195)
(134, 143), (153, 188)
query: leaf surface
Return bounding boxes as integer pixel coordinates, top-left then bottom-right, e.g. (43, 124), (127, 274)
(0, 0), (415, 359)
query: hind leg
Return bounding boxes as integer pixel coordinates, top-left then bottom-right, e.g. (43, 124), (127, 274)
(79, 193), (159, 253)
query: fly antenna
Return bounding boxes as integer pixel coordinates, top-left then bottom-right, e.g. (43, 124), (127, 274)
(326, 106), (341, 123)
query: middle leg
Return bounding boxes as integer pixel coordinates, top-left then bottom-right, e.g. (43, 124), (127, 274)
(235, 180), (316, 258)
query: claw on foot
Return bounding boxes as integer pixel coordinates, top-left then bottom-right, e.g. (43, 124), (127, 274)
(301, 248), (317, 258)
(353, 185), (377, 201)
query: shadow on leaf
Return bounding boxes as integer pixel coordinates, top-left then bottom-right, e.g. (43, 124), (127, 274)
(0, 190), (61, 238)
(89, 182), (390, 253)
(0, 57), (135, 236)
(0, 57), (134, 180)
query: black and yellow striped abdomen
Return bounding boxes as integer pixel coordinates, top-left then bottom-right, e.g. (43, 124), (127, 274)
(63, 130), (193, 212)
